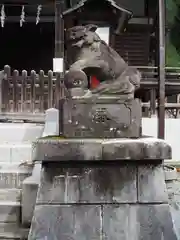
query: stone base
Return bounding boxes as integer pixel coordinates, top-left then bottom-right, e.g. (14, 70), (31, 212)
(28, 137), (177, 239)
(30, 204), (175, 240)
(63, 97), (141, 138)
(29, 162), (177, 240)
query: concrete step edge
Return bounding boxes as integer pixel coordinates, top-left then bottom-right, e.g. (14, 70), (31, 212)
(0, 201), (20, 206)
(0, 189), (21, 192)
(0, 169), (31, 173)
(0, 222), (28, 231)
(0, 144), (32, 148)
(0, 163), (33, 173)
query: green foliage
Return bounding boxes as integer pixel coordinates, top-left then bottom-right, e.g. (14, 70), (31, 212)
(166, 0), (177, 25)
(166, 0), (180, 66)
(166, 41), (180, 66)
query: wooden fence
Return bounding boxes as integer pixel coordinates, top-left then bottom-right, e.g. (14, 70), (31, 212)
(0, 65), (63, 122)
(0, 65), (180, 122)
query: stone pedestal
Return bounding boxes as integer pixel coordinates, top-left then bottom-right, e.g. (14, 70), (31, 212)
(29, 138), (177, 240)
(63, 97), (141, 138)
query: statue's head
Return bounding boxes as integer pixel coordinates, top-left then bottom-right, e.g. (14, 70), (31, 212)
(66, 24), (101, 48)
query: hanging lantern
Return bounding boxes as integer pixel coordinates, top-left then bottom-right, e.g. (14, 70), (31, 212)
(20, 5), (25, 27)
(0, 5), (5, 28)
(36, 5), (42, 25)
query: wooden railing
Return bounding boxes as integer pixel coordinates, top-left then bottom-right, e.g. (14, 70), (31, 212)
(0, 65), (180, 122)
(135, 66), (180, 86)
(0, 65), (61, 122)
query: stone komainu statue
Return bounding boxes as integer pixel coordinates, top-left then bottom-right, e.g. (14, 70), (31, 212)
(65, 24), (141, 98)
(63, 24), (142, 138)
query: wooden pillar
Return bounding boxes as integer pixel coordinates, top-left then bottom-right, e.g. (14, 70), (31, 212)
(150, 88), (156, 115)
(55, 0), (65, 60)
(158, 0), (165, 139)
(54, 0), (65, 136)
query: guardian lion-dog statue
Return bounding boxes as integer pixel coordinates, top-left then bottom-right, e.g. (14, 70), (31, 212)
(65, 24), (141, 98)
(63, 24), (142, 138)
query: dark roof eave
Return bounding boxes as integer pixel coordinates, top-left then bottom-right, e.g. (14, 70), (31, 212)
(63, 0), (132, 17)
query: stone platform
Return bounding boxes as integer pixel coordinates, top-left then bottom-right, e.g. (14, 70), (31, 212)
(32, 137), (171, 161)
(29, 138), (177, 240)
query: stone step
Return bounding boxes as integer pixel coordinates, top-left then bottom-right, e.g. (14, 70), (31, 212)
(0, 123), (43, 143)
(0, 223), (29, 239)
(0, 143), (32, 164)
(0, 166), (32, 189)
(0, 189), (21, 202)
(0, 202), (20, 223)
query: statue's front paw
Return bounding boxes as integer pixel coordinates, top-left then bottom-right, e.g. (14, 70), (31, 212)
(64, 69), (88, 89)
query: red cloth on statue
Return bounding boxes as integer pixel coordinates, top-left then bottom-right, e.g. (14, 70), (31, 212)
(90, 76), (100, 89)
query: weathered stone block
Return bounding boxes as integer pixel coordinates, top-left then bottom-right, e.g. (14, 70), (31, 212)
(103, 204), (177, 240)
(102, 138), (171, 160)
(32, 139), (102, 161)
(63, 98), (141, 138)
(103, 204), (138, 240)
(29, 205), (101, 240)
(137, 204), (177, 240)
(79, 165), (137, 204)
(138, 164), (168, 203)
(37, 164), (137, 204)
